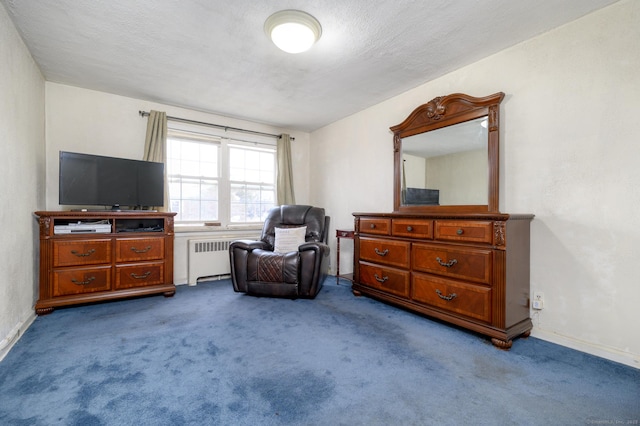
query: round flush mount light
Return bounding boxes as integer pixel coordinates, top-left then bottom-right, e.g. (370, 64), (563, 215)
(264, 10), (322, 54)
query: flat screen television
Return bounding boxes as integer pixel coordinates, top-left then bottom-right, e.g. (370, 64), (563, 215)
(59, 151), (164, 210)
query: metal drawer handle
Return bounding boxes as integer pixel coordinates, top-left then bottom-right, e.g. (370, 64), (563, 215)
(406, 226), (413, 232)
(436, 289), (457, 301)
(130, 271), (152, 279)
(374, 248), (389, 256)
(436, 257), (457, 268)
(456, 229), (464, 235)
(370, 224), (376, 229)
(71, 249), (96, 257)
(131, 245), (152, 254)
(374, 274), (388, 283)
(71, 276), (96, 286)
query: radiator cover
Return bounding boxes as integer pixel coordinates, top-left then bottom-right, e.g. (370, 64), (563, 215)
(187, 236), (259, 285)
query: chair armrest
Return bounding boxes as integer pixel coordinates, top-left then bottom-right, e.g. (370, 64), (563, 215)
(298, 242), (331, 297)
(299, 241), (330, 257)
(229, 240), (268, 293)
(230, 240), (268, 251)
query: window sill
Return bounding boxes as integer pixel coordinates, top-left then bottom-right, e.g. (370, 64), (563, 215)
(174, 224), (263, 234)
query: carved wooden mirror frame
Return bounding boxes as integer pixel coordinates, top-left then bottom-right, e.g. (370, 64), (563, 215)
(391, 92), (505, 213)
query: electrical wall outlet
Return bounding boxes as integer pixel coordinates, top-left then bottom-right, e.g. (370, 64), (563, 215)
(532, 291), (544, 310)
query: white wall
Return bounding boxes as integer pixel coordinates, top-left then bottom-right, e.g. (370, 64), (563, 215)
(0, 3), (45, 360)
(45, 83), (312, 284)
(310, 0), (640, 368)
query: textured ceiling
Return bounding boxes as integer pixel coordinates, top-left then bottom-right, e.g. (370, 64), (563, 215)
(2, 0), (618, 132)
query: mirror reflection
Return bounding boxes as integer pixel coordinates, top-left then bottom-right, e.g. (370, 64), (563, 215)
(401, 116), (488, 206)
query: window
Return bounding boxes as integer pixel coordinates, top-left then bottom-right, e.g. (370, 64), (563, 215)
(167, 129), (276, 226)
(229, 144), (276, 222)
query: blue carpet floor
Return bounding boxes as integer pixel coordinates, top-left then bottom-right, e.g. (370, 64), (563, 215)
(0, 278), (638, 425)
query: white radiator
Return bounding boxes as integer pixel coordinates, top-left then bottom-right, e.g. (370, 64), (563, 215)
(187, 236), (259, 285)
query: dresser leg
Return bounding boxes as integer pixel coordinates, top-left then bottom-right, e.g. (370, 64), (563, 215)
(163, 290), (175, 297)
(521, 330), (531, 338)
(35, 306), (55, 316)
(491, 338), (513, 350)
(352, 289), (362, 297)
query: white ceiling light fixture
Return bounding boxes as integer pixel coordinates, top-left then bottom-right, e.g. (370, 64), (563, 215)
(264, 10), (322, 54)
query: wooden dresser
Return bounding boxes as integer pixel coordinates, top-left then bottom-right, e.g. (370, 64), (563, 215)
(353, 212), (533, 349)
(34, 211), (176, 315)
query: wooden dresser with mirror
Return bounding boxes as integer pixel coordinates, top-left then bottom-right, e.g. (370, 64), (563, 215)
(352, 92), (533, 349)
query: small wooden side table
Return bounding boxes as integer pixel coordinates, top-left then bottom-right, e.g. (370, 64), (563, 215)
(335, 229), (354, 284)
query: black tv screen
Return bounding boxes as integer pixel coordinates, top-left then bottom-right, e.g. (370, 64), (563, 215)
(59, 151), (164, 210)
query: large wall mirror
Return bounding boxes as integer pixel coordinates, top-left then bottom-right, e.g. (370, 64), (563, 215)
(391, 92), (504, 213)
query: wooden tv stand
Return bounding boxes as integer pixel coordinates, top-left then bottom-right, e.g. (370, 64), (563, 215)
(34, 211), (177, 315)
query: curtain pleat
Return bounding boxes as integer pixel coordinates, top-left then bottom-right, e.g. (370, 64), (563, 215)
(143, 110), (169, 212)
(276, 134), (296, 205)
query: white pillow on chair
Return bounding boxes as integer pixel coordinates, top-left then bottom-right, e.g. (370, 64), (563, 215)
(274, 226), (307, 254)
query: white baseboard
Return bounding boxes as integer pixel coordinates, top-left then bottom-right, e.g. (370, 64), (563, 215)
(531, 328), (639, 369)
(0, 311), (37, 362)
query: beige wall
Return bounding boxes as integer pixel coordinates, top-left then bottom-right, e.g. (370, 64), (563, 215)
(0, 3), (45, 360)
(310, 0), (640, 367)
(426, 149), (487, 205)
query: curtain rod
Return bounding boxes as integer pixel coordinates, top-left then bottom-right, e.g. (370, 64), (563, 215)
(138, 110), (293, 140)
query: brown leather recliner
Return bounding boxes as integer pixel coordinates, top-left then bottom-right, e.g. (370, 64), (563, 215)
(229, 205), (330, 298)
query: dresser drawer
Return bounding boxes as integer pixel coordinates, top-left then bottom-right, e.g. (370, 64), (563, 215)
(115, 262), (164, 289)
(359, 237), (410, 268)
(53, 239), (111, 267)
(359, 261), (410, 298)
(412, 273), (491, 323)
(53, 266), (111, 296)
(435, 220), (493, 244)
(392, 219), (433, 239)
(412, 243), (492, 285)
(359, 218), (391, 235)
(116, 238), (164, 262)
